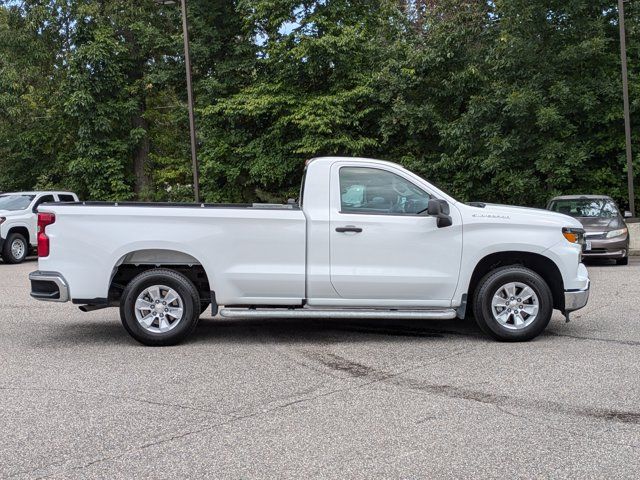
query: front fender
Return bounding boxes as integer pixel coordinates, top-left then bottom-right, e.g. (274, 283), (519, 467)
(452, 220), (568, 306)
(1, 219), (32, 240)
(542, 239), (587, 291)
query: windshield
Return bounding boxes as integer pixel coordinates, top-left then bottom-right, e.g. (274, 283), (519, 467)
(0, 194), (35, 211)
(549, 199), (619, 218)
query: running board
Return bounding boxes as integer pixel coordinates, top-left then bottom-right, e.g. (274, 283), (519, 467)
(219, 308), (457, 320)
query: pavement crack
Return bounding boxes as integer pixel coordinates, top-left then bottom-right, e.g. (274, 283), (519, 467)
(28, 381), (370, 478)
(31, 424), (215, 479)
(545, 332), (640, 347)
(494, 405), (640, 450)
(0, 385), (218, 415)
(302, 352), (640, 426)
(396, 378), (640, 426)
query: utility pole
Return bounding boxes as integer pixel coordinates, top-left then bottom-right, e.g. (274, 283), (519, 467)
(180, 0), (200, 203)
(156, 0), (200, 202)
(618, 0), (634, 216)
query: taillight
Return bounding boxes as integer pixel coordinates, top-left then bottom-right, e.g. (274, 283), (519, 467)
(37, 213), (56, 257)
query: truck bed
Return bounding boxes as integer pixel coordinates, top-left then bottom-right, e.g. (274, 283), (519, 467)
(37, 202), (307, 305)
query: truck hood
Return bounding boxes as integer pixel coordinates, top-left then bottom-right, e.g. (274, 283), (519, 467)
(572, 216), (623, 231)
(467, 203), (582, 228)
(0, 209), (24, 218)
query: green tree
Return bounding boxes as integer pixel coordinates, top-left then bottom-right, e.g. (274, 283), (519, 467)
(0, 1), (70, 192)
(0, 0), (638, 210)
(421, 0), (638, 207)
(60, 0), (185, 200)
(198, 0), (401, 202)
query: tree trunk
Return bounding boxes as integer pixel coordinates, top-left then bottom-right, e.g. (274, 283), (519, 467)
(132, 96), (150, 199)
(124, 23), (150, 200)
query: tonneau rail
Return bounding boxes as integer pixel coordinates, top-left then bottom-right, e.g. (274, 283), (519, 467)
(37, 201), (300, 210)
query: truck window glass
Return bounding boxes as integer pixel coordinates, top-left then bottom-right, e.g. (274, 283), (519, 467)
(339, 167), (430, 215)
(34, 195), (55, 208)
(550, 199), (619, 218)
(0, 194), (35, 211)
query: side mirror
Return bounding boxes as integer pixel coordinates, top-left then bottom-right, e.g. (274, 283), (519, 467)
(624, 211), (633, 218)
(426, 199), (453, 228)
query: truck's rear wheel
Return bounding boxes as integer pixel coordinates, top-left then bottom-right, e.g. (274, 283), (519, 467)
(2, 233), (28, 264)
(472, 266), (553, 342)
(120, 269), (201, 346)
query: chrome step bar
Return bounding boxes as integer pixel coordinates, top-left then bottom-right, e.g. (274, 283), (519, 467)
(219, 308), (457, 320)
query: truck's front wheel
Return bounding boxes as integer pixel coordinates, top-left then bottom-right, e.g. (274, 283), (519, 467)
(120, 269), (201, 346)
(472, 266), (553, 342)
(2, 233), (28, 264)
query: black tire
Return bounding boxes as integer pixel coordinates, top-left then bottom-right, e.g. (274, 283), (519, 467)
(120, 268), (201, 346)
(472, 266), (553, 342)
(2, 233), (28, 264)
(616, 256), (629, 266)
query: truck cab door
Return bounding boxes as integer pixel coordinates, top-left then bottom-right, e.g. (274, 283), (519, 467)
(328, 163), (463, 307)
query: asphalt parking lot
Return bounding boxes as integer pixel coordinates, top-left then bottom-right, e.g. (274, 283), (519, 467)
(1, 259), (639, 479)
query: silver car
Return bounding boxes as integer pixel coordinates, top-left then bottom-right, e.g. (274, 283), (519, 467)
(547, 195), (631, 265)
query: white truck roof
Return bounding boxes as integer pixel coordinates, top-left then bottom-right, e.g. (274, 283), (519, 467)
(1, 191), (76, 196)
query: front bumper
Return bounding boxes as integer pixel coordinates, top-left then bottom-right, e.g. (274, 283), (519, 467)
(29, 271), (70, 302)
(582, 249), (627, 259)
(564, 280), (590, 313)
(583, 235), (629, 259)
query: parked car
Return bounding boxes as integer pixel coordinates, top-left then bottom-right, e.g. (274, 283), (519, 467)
(547, 195), (631, 265)
(29, 157), (590, 345)
(0, 191), (79, 264)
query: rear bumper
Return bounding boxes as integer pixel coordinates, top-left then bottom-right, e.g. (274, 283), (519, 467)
(29, 271), (70, 302)
(564, 280), (590, 313)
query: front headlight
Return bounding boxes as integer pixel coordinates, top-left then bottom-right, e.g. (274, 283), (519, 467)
(0, 217), (5, 225)
(562, 227), (585, 245)
(606, 227), (628, 238)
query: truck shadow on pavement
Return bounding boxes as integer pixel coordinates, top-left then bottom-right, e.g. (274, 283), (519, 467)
(36, 316), (487, 348)
(0, 256), (37, 265)
(582, 257), (636, 267)
(192, 317), (485, 344)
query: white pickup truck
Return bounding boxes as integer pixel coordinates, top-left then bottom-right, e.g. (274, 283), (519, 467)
(0, 191), (79, 264)
(29, 157), (589, 345)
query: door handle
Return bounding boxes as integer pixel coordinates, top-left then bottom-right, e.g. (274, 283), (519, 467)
(335, 226), (363, 233)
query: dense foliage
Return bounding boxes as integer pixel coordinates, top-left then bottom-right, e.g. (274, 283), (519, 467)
(0, 0), (638, 208)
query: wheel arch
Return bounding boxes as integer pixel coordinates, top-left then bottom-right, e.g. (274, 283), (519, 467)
(107, 248), (214, 307)
(466, 251), (565, 313)
(7, 226), (30, 244)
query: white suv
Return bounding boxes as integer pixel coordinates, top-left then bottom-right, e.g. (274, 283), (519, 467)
(0, 191), (79, 264)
